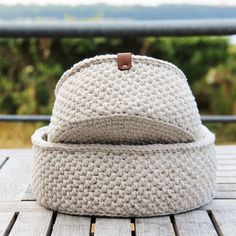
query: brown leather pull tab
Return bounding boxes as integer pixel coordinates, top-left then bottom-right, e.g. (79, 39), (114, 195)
(117, 53), (132, 70)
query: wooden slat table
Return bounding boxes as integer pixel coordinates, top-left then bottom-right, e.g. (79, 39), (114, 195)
(0, 146), (236, 236)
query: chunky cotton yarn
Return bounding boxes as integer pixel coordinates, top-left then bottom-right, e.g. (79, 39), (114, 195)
(32, 54), (217, 217)
(32, 126), (216, 216)
(48, 55), (201, 144)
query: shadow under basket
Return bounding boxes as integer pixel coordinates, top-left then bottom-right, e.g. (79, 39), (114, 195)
(31, 126), (217, 217)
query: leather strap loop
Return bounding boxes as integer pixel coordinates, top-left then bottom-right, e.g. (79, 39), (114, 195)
(117, 52), (132, 70)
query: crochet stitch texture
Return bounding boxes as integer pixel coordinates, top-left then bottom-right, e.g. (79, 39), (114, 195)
(32, 126), (216, 216)
(48, 55), (201, 144)
(32, 54), (217, 217)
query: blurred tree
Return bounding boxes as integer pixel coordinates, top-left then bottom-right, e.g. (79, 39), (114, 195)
(139, 36), (228, 84)
(0, 36), (229, 115)
(193, 44), (236, 114)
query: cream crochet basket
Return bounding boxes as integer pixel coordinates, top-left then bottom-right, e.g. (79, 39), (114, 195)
(32, 53), (217, 217)
(48, 54), (202, 144)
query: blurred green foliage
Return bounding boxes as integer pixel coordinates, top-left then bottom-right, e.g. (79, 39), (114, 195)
(0, 36), (229, 115)
(1, 36), (236, 146)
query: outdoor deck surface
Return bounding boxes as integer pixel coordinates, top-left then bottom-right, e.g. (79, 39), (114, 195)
(0, 146), (236, 236)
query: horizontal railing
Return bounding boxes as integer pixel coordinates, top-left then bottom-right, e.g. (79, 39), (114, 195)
(1, 19), (236, 123)
(0, 19), (236, 37)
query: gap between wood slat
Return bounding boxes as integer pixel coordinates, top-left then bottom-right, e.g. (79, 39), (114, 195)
(90, 216), (96, 236)
(46, 212), (57, 236)
(211, 210), (236, 236)
(170, 215), (179, 236)
(3, 212), (19, 236)
(0, 157), (9, 170)
(207, 211), (224, 236)
(130, 218), (136, 236)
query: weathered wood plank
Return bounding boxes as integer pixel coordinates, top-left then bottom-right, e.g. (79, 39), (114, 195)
(0, 157), (31, 201)
(217, 177), (236, 184)
(217, 183), (236, 191)
(217, 165), (236, 171)
(215, 145), (236, 154)
(211, 210), (236, 236)
(219, 152), (236, 157)
(174, 210), (217, 236)
(217, 160), (236, 166)
(21, 185), (35, 201)
(95, 218), (131, 236)
(217, 170), (236, 177)
(0, 212), (15, 235)
(52, 214), (91, 236)
(217, 154), (236, 161)
(0, 149), (32, 158)
(215, 191), (236, 199)
(201, 199), (236, 210)
(9, 211), (53, 236)
(136, 217), (175, 236)
(0, 201), (46, 212)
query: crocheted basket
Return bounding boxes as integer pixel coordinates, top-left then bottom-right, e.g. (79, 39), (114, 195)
(32, 53), (217, 217)
(47, 54), (202, 144)
(32, 125), (216, 217)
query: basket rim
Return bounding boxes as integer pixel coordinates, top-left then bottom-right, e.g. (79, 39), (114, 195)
(55, 54), (187, 96)
(32, 125), (215, 154)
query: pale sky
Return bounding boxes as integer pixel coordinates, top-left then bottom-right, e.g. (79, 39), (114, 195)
(1, 0), (236, 6)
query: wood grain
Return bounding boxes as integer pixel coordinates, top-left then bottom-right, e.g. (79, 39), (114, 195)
(0, 149), (32, 158)
(215, 145), (236, 154)
(0, 157), (31, 201)
(215, 191), (236, 199)
(0, 201), (46, 212)
(0, 212), (15, 235)
(95, 218), (131, 236)
(52, 214), (91, 236)
(217, 183), (236, 191)
(201, 199), (236, 210)
(217, 176), (236, 184)
(174, 210), (217, 236)
(217, 165), (236, 171)
(136, 216), (175, 236)
(211, 210), (236, 236)
(21, 185), (35, 201)
(9, 211), (53, 236)
(217, 170), (236, 177)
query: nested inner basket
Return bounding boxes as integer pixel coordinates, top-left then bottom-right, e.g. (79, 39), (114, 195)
(48, 55), (202, 145)
(48, 115), (195, 144)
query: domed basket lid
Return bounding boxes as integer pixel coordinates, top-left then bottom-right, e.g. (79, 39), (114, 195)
(48, 53), (202, 144)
